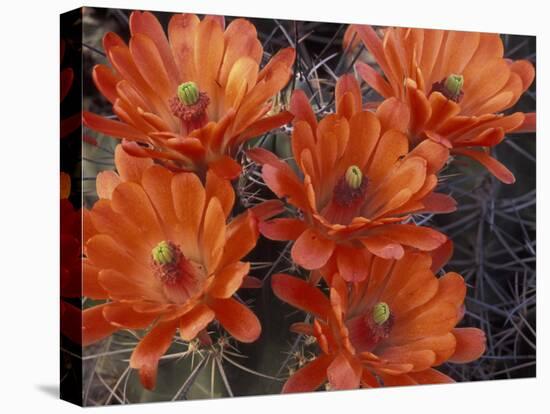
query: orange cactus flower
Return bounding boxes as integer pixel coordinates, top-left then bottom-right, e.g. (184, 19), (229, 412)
(346, 25), (535, 183)
(248, 75), (453, 280)
(83, 11), (295, 179)
(82, 148), (266, 390)
(272, 250), (486, 392)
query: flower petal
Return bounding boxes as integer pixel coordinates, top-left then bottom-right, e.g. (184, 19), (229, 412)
(367, 130), (409, 183)
(430, 239), (454, 273)
(171, 172), (206, 260)
(336, 245), (368, 282)
(361, 235), (405, 259)
(194, 16), (224, 108)
(407, 140), (449, 175)
(220, 210), (258, 268)
(114, 145), (153, 183)
(292, 120), (317, 168)
(208, 297), (261, 343)
(92, 64), (120, 104)
(102, 302), (159, 329)
(282, 355), (333, 393)
(379, 348), (436, 372)
(369, 224), (447, 252)
(129, 33), (174, 101)
(179, 304), (215, 341)
(129, 11), (179, 87)
(449, 328), (486, 363)
(82, 304), (119, 346)
(510, 60), (535, 90)
(391, 302), (458, 343)
(290, 89), (317, 131)
(224, 56), (259, 109)
(515, 112), (535, 133)
(272, 273), (331, 318)
(353, 25), (392, 86)
(168, 14), (200, 82)
(98, 269), (161, 301)
(219, 18), (262, 86)
(327, 353), (362, 390)
(356, 61), (393, 98)
(205, 169), (235, 218)
(201, 197), (226, 273)
(86, 234), (149, 278)
(237, 111), (293, 143)
(375, 97), (410, 134)
(140, 165), (180, 240)
(291, 228), (335, 270)
(421, 193), (457, 214)
(335, 74), (362, 118)
(452, 148), (515, 184)
(208, 261), (250, 298)
(83, 112), (149, 142)
(341, 111), (381, 172)
(111, 182), (164, 246)
(129, 319), (178, 390)
(96, 170), (121, 200)
(83, 260), (108, 299)
(209, 155), (242, 180)
(259, 218), (307, 241)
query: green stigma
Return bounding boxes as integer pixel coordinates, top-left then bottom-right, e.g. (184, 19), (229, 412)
(444, 74), (464, 97)
(152, 241), (175, 265)
(373, 302), (390, 325)
(177, 81), (200, 106)
(345, 165), (363, 190)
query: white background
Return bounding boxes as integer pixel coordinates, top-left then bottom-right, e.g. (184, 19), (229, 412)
(0, 0), (546, 411)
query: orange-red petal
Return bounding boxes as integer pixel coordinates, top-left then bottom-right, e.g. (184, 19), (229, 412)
(453, 148), (515, 184)
(291, 228), (335, 270)
(449, 328), (486, 363)
(259, 218), (307, 241)
(179, 304), (215, 341)
(272, 274), (331, 318)
(129, 319), (178, 390)
(336, 245), (369, 282)
(208, 261), (250, 298)
(208, 297), (261, 343)
(220, 210), (259, 268)
(282, 354), (333, 393)
(327, 353), (362, 390)
(82, 304), (119, 346)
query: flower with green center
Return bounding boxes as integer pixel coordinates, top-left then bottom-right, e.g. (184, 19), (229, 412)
(372, 302), (390, 325)
(83, 164), (264, 391)
(272, 253), (487, 392)
(177, 81), (200, 106)
(345, 165), (363, 190)
(83, 12), (296, 180)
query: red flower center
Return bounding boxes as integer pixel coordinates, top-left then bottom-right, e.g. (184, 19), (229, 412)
(321, 165), (368, 225)
(151, 241), (204, 304)
(430, 74), (464, 103)
(169, 82), (210, 135)
(345, 303), (393, 353)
